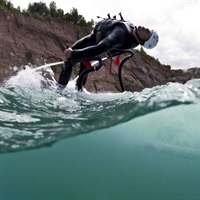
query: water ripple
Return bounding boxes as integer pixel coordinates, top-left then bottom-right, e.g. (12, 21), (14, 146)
(0, 68), (199, 152)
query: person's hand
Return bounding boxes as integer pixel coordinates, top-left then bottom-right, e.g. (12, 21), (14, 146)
(64, 48), (73, 59)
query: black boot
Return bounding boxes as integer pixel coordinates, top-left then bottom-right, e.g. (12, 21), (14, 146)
(58, 60), (73, 87)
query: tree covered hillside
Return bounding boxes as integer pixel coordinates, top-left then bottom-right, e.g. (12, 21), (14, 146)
(0, 0), (94, 28)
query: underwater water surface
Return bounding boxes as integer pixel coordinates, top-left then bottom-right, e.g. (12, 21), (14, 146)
(0, 67), (200, 199)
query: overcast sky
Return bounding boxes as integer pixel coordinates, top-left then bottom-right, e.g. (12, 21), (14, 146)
(11, 0), (200, 69)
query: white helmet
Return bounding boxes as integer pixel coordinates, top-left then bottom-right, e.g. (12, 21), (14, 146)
(142, 31), (159, 49)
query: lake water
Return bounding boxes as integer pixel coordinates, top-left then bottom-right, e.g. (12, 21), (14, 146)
(0, 67), (200, 199)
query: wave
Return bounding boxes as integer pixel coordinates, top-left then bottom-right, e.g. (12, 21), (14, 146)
(0, 66), (199, 154)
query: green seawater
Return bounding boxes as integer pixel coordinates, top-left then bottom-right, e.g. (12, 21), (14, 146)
(0, 68), (200, 199)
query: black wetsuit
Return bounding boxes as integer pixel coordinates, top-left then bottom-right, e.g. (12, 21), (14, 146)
(58, 19), (139, 87)
(71, 19), (139, 59)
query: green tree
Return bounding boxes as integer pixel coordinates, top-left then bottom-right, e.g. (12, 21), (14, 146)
(68, 7), (80, 24)
(6, 0), (13, 10)
(0, 0), (6, 7)
(0, 0), (14, 10)
(77, 15), (87, 26)
(86, 19), (95, 28)
(0, 0), (94, 28)
(56, 8), (64, 19)
(27, 1), (49, 16)
(0, 0), (6, 11)
(49, 1), (64, 19)
(16, 6), (21, 12)
(66, 7), (85, 26)
(49, 1), (56, 17)
(64, 12), (71, 21)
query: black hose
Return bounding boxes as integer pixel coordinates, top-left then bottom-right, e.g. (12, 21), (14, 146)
(118, 50), (134, 92)
(73, 50), (133, 92)
(76, 57), (103, 91)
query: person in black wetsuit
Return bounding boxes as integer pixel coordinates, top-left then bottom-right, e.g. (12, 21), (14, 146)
(58, 16), (159, 88)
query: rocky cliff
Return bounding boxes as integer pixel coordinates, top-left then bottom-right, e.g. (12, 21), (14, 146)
(1, 11), (200, 93)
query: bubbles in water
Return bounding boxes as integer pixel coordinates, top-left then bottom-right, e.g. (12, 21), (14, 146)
(1, 64), (200, 154)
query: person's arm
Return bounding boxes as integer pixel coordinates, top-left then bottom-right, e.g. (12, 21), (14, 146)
(72, 34), (93, 49)
(71, 27), (126, 59)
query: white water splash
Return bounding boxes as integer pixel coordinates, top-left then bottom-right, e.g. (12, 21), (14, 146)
(5, 66), (46, 88)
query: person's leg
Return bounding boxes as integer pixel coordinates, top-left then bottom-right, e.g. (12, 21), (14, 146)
(58, 60), (73, 88)
(73, 33), (96, 87)
(58, 32), (96, 89)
